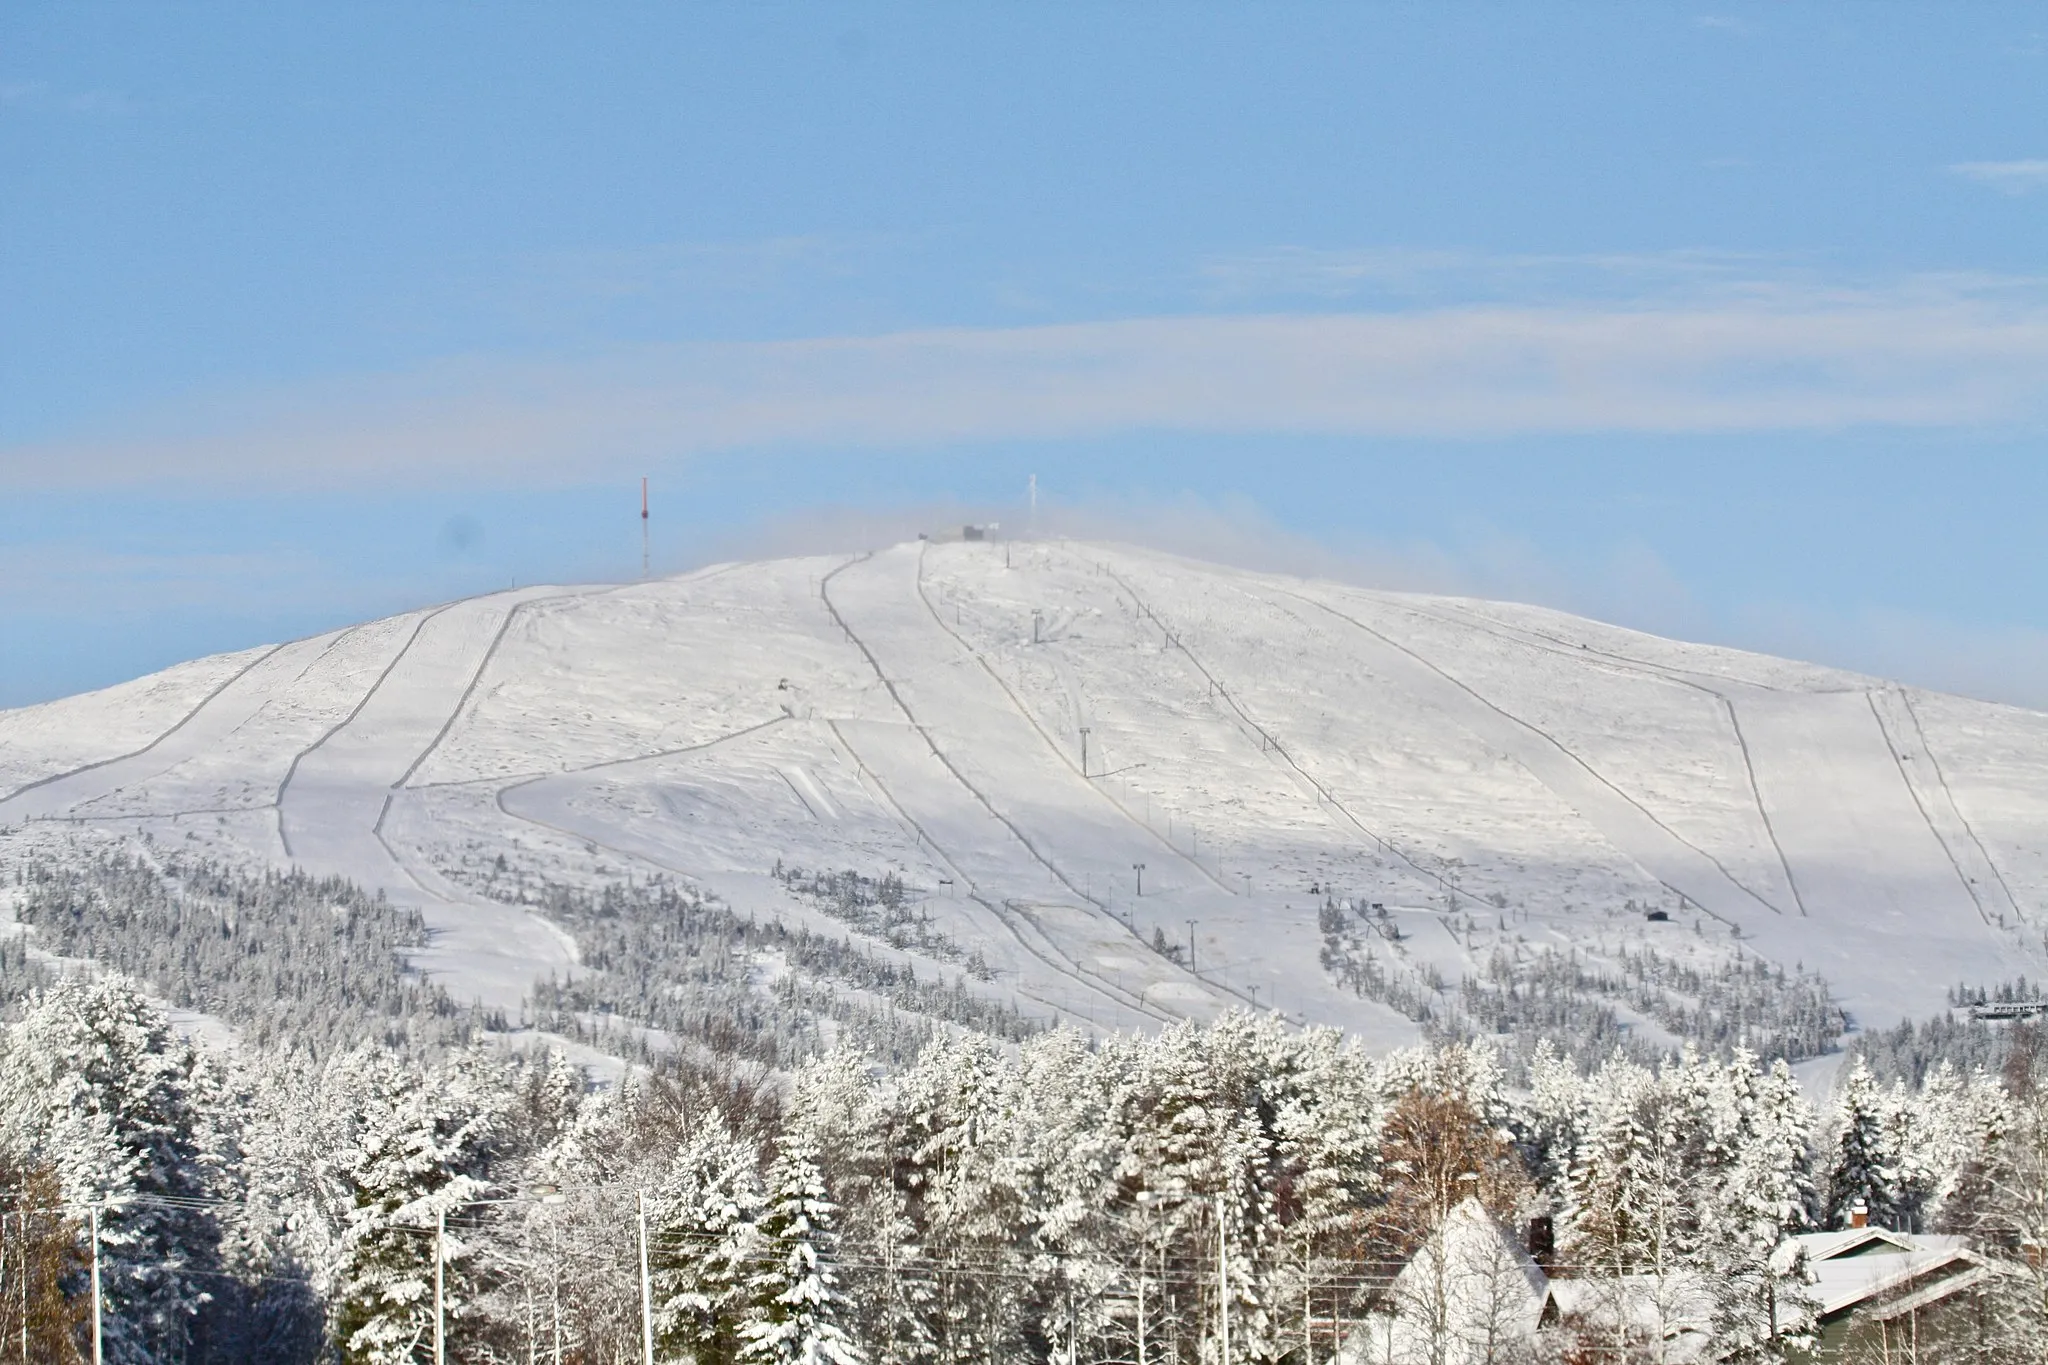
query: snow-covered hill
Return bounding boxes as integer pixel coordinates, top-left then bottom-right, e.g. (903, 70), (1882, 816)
(4, 538), (2043, 1046)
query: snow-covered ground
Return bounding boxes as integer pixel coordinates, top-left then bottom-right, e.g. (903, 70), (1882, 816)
(3, 538), (2041, 1040)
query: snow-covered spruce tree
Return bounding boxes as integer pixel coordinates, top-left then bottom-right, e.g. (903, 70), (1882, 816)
(326, 1045), (504, 1364)
(1818, 1058), (1904, 1230)
(789, 1047), (938, 1365)
(888, 1032), (1032, 1364)
(182, 1045), (331, 1365)
(1115, 1017), (1288, 1365)
(1899, 1059), (2008, 1235)
(1703, 1054), (1819, 1362)
(473, 1048), (791, 1362)
(1263, 1023), (1388, 1365)
(739, 1133), (865, 1365)
(1561, 1052), (1713, 1362)
(1512, 1041), (1585, 1219)
(213, 1044), (342, 1365)
(425, 1047), (617, 1365)
(651, 1128), (768, 1365)
(1021, 1026), (1131, 1365)
(1946, 1041), (2048, 1363)
(0, 976), (221, 1365)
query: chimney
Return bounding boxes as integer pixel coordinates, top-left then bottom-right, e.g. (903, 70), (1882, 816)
(1850, 1201), (1869, 1230)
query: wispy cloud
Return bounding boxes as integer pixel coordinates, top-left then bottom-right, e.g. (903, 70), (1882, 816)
(1030, 497), (2048, 712)
(1734, 603), (2048, 712)
(1950, 159), (2048, 194)
(703, 493), (2048, 712)
(8, 277), (2048, 491)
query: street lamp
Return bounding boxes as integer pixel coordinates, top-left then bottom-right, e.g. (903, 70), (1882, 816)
(533, 1185), (568, 1365)
(1133, 1190), (1164, 1365)
(1130, 1185), (1228, 1365)
(435, 1185), (578, 1365)
(1132, 1186), (1189, 1365)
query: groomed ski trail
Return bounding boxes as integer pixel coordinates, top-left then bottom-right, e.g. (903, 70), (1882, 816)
(278, 587), (597, 1009)
(0, 634), (339, 823)
(823, 549), (1229, 1026)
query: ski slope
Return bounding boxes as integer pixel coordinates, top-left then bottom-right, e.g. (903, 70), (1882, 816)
(3, 539), (2042, 1038)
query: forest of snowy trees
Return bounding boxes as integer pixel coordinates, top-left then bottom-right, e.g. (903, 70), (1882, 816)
(4, 844), (2048, 1361)
(1, 849), (1036, 1070)
(1315, 899), (1847, 1072)
(4, 846), (2027, 1087)
(2, 976), (2047, 1364)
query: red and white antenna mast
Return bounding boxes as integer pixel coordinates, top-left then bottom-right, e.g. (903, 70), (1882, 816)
(640, 476), (650, 580)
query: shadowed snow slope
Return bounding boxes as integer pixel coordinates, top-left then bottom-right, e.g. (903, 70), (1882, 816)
(2, 541), (2042, 1038)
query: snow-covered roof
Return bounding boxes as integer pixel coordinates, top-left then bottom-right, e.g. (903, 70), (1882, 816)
(1794, 1227), (1919, 1260)
(1789, 1228), (1983, 1318)
(1342, 1197), (1550, 1365)
(1543, 1276), (1714, 1363)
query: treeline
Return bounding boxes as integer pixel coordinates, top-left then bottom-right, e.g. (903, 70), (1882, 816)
(3, 979), (2047, 1363)
(1318, 899), (1845, 1071)
(524, 877), (1042, 1068)
(0, 849), (1038, 1071)
(771, 861), (993, 979)
(6, 851), (486, 1055)
(1847, 982), (2045, 1087)
(3, 843), (2031, 1099)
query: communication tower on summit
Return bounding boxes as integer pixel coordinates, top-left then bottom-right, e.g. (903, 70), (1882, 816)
(640, 477), (650, 580)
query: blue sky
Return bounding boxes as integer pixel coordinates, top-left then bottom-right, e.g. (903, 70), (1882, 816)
(4, 4), (2047, 708)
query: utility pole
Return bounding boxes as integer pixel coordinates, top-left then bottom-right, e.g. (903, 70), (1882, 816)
(1137, 1263), (1147, 1365)
(18, 1209), (28, 1363)
(1302, 1250), (1314, 1365)
(1216, 1193), (1230, 1365)
(1132, 862), (1146, 897)
(1134, 1189), (1162, 1365)
(90, 1204), (103, 1365)
(434, 1207), (446, 1365)
(1079, 726), (1090, 777)
(1187, 920), (1198, 973)
(638, 1191), (656, 1365)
